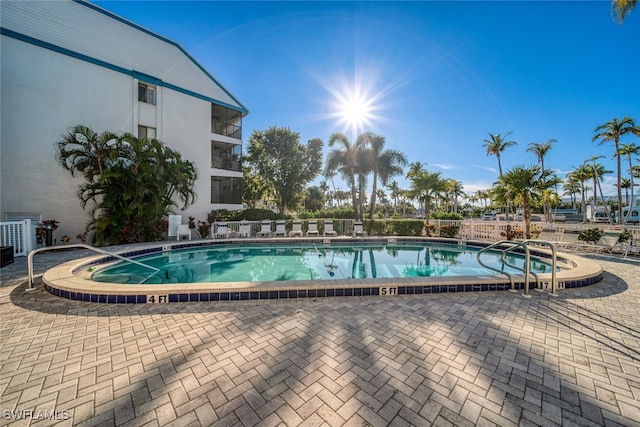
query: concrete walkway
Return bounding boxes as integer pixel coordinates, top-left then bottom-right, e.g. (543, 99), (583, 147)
(1, 250), (640, 426)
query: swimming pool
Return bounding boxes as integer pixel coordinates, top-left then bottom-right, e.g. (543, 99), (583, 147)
(41, 237), (604, 303)
(92, 242), (554, 284)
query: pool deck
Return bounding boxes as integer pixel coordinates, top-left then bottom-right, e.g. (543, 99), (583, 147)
(1, 244), (640, 426)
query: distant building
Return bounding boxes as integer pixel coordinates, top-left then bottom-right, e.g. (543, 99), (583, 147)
(1, 0), (248, 239)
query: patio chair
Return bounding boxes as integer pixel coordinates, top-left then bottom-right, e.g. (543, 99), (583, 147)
(237, 222), (251, 238)
(536, 227), (562, 244)
(588, 229), (622, 254)
(556, 228), (589, 251)
(213, 222), (229, 239)
(256, 220), (272, 237)
(177, 224), (191, 241)
(289, 220), (303, 237)
(307, 220), (320, 236)
(353, 221), (367, 237)
(273, 220), (287, 237)
(624, 239), (640, 257)
(323, 220), (337, 237)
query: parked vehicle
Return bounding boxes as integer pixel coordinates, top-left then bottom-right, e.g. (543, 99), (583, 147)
(616, 207), (640, 224)
(586, 205), (611, 223)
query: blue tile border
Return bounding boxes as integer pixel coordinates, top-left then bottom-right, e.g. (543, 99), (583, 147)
(44, 270), (604, 304)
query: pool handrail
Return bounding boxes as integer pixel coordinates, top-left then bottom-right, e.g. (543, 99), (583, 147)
(477, 240), (532, 295)
(27, 244), (160, 291)
(523, 239), (558, 295)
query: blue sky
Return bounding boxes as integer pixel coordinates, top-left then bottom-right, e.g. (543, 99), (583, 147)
(95, 0), (640, 198)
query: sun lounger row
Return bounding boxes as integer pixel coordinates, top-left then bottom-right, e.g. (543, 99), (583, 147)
(535, 227), (623, 254)
(210, 220), (367, 238)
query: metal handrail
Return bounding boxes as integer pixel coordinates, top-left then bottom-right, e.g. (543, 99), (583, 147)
(477, 240), (532, 295)
(523, 240), (558, 295)
(501, 244), (537, 293)
(27, 244), (160, 291)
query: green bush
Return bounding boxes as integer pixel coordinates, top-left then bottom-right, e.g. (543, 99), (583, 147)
(431, 212), (463, 220)
(439, 225), (460, 238)
(364, 220), (387, 235)
(228, 208), (283, 221)
(299, 207), (356, 219)
(386, 220), (424, 236)
(578, 228), (603, 244)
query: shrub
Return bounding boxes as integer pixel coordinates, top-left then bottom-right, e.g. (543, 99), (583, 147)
(439, 225), (460, 238)
(385, 220), (424, 236)
(431, 212), (463, 220)
(364, 220), (387, 236)
(579, 228), (603, 244)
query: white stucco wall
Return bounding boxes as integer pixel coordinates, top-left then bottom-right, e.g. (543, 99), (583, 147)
(1, 0), (246, 243)
(1, 37), (134, 240)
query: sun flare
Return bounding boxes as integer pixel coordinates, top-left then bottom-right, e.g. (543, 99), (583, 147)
(339, 95), (373, 129)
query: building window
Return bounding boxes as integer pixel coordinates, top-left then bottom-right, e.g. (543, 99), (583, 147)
(211, 141), (241, 171)
(211, 177), (242, 204)
(211, 104), (242, 139)
(138, 83), (156, 105)
(138, 125), (156, 139)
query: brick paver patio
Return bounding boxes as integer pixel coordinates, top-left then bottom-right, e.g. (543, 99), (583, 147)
(1, 250), (640, 426)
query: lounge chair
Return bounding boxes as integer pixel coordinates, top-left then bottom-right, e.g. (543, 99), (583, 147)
(213, 222), (229, 239)
(536, 227), (562, 244)
(273, 220), (287, 237)
(588, 229), (622, 254)
(289, 220), (303, 237)
(556, 228), (583, 251)
(237, 222), (251, 238)
(324, 220), (337, 236)
(256, 220), (272, 237)
(177, 224), (191, 241)
(353, 221), (367, 237)
(624, 239), (640, 257)
(307, 220), (320, 236)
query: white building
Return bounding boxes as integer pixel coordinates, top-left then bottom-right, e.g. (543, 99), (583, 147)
(0, 0), (248, 241)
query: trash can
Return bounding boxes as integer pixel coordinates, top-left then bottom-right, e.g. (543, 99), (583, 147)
(0, 246), (14, 267)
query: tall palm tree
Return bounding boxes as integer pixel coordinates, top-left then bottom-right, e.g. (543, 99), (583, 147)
(619, 142), (640, 222)
(612, 0), (637, 23)
(387, 180), (402, 214)
(482, 132), (517, 177)
(567, 165), (592, 221)
(526, 139), (556, 172)
(499, 165), (551, 238)
(593, 116), (640, 223)
(585, 156), (614, 224)
(326, 132), (365, 218)
(446, 179), (465, 213)
(408, 170), (448, 225)
(361, 133), (408, 219)
(563, 176), (582, 210)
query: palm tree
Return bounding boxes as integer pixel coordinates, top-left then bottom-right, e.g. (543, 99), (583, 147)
(585, 156), (614, 224)
(563, 176), (582, 210)
(323, 167), (341, 207)
(499, 165), (551, 238)
(619, 142), (640, 222)
(482, 132), (517, 177)
(612, 0), (637, 23)
(567, 165), (592, 221)
(326, 132), (365, 218)
(361, 133), (408, 219)
(526, 139), (556, 172)
(593, 117), (640, 223)
(446, 179), (465, 213)
(387, 180), (402, 214)
(407, 170), (448, 225)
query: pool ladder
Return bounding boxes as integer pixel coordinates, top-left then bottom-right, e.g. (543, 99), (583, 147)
(27, 243), (161, 291)
(477, 240), (557, 297)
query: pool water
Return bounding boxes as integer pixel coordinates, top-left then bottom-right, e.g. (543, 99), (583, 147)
(92, 242), (554, 285)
